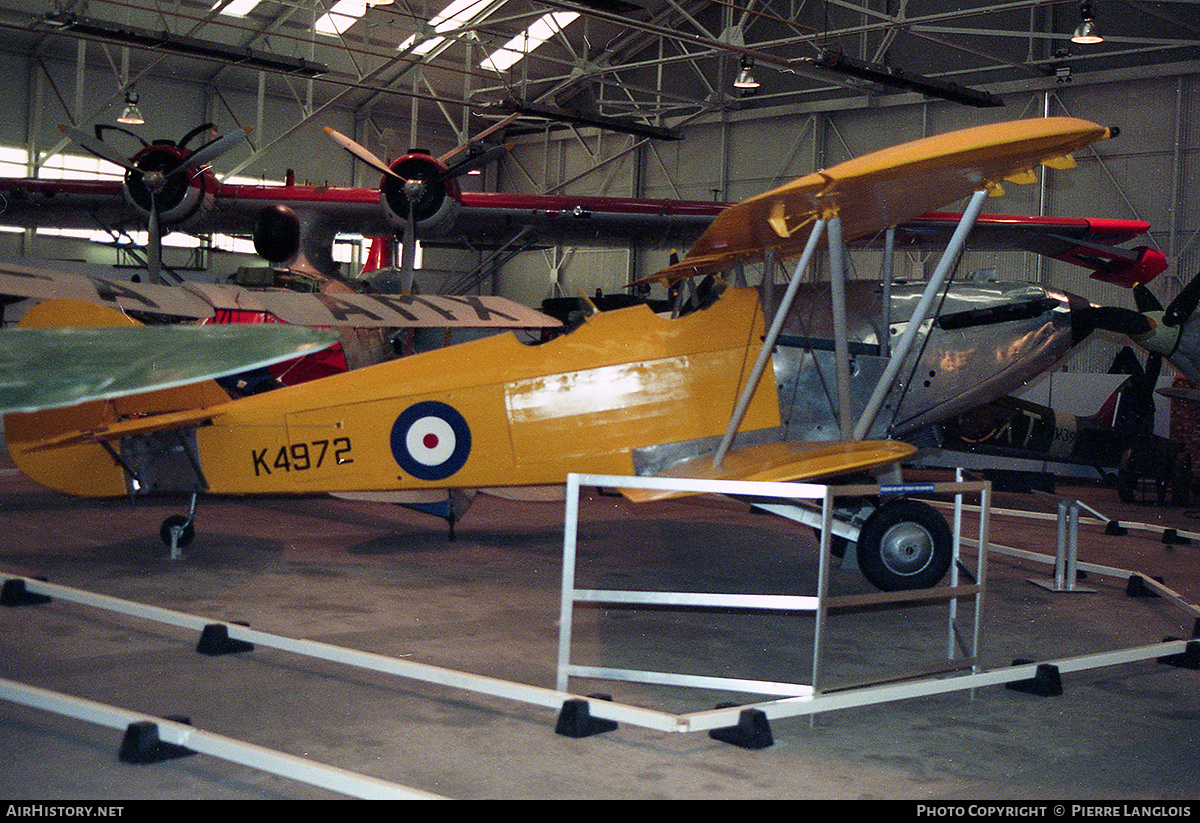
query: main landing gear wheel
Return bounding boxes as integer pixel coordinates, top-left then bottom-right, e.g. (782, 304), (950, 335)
(855, 499), (953, 592)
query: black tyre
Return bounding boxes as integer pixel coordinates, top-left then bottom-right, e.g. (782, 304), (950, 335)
(160, 515), (195, 549)
(856, 499), (953, 591)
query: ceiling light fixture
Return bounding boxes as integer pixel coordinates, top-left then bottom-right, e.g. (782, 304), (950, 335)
(1072, 2), (1104, 45)
(117, 89), (145, 125)
(733, 56), (759, 90)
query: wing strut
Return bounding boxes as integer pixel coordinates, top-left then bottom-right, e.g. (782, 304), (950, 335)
(880, 226), (896, 356)
(852, 189), (990, 441)
(827, 215), (853, 438)
(713, 217), (827, 468)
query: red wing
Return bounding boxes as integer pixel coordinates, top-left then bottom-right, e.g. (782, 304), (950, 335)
(890, 213), (1165, 287)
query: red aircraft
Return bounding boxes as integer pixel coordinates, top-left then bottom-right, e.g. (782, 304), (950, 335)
(0, 122), (1165, 292)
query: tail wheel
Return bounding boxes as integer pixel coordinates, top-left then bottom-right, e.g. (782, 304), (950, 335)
(160, 514), (195, 550)
(856, 499), (952, 591)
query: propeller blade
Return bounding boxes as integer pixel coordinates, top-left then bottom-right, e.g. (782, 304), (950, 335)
(323, 127), (401, 179)
(1164, 269), (1200, 327)
(1133, 284), (1164, 314)
(169, 127), (250, 179)
(147, 192), (162, 283)
(58, 124), (139, 174)
(400, 200), (417, 293)
(439, 142), (510, 182)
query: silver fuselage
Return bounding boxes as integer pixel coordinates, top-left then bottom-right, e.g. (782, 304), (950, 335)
(771, 280), (1081, 442)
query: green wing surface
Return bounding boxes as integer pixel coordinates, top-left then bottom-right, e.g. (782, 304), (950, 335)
(0, 324), (338, 412)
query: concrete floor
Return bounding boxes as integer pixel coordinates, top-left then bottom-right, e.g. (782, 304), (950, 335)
(1, 455), (1199, 800)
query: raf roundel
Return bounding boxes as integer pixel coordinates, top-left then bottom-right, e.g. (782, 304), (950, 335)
(390, 401), (472, 481)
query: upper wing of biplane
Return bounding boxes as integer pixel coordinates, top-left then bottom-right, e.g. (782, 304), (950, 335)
(642, 117), (1133, 284)
(890, 213), (1165, 288)
(0, 298), (337, 413)
(626, 117), (1125, 493)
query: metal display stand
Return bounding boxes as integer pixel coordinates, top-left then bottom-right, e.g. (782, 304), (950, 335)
(557, 472), (991, 707)
(1026, 490), (1098, 593)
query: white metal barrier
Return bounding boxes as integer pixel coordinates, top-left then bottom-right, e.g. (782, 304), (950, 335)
(0, 674), (441, 800)
(556, 472), (992, 704)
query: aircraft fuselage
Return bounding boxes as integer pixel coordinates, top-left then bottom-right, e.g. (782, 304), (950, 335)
(771, 279), (1082, 442)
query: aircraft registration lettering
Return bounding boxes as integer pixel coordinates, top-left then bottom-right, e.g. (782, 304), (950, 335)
(250, 437), (354, 476)
(313, 294), (385, 322)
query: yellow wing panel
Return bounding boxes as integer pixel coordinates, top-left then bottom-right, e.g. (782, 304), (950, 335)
(646, 117), (1111, 282)
(621, 440), (918, 503)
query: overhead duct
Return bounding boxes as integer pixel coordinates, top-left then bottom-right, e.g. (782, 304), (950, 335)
(37, 13), (329, 77)
(808, 49), (1004, 108)
(487, 98), (683, 141)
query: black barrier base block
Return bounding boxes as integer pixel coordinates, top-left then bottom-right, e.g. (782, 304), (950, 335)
(554, 698), (618, 738)
(708, 707), (774, 750)
(0, 579), (51, 607)
(195, 623), (254, 656)
(1158, 640), (1200, 670)
(1126, 575), (1163, 598)
(118, 720), (196, 764)
(1005, 662), (1063, 696)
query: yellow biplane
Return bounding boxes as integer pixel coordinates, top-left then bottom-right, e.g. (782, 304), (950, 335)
(4, 117), (1138, 590)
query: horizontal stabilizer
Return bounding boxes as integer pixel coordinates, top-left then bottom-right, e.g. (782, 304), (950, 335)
(622, 440), (917, 503)
(20, 404), (220, 451)
(1158, 386), (1200, 404)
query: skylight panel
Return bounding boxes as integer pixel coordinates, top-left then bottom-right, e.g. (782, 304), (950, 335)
(397, 0), (496, 55)
(480, 11), (578, 73)
(216, 0), (262, 17)
(37, 152), (124, 181)
(0, 146), (27, 177)
(316, 0), (369, 36)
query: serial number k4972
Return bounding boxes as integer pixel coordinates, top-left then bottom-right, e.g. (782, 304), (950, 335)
(251, 438), (354, 476)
